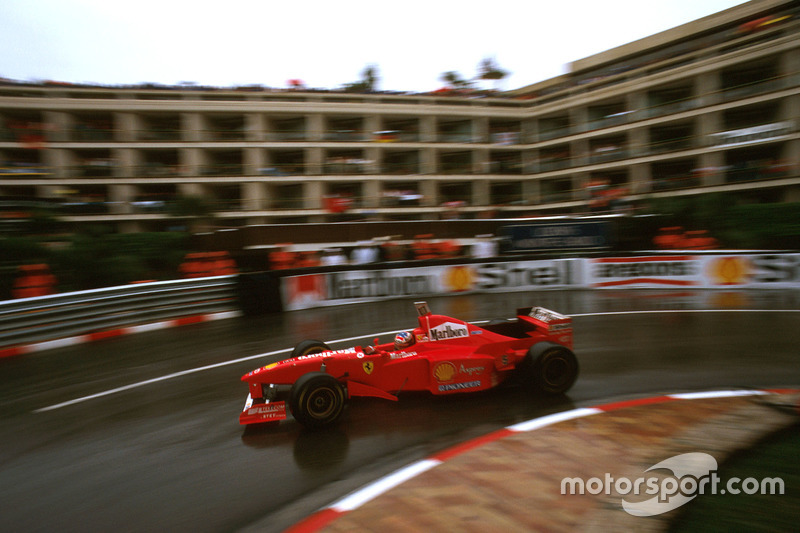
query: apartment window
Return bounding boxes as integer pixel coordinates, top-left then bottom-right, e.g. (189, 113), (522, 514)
(649, 122), (695, 154)
(539, 115), (571, 141)
(270, 117), (307, 141)
(490, 182), (523, 205)
(266, 150), (305, 176)
(646, 83), (695, 118)
(139, 149), (181, 176)
(138, 114), (181, 141)
(383, 150), (420, 174)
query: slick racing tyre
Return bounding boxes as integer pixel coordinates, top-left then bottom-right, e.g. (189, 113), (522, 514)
(291, 339), (331, 358)
(521, 342), (579, 395)
(289, 372), (347, 429)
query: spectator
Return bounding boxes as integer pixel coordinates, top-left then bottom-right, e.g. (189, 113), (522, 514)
(351, 241), (379, 264)
(472, 234), (498, 258)
(320, 248), (348, 266)
(269, 244), (296, 270)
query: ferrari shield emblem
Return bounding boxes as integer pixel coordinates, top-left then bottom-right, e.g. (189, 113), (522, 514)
(362, 361), (374, 375)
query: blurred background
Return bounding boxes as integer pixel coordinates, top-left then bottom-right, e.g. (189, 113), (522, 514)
(0, 0), (798, 298)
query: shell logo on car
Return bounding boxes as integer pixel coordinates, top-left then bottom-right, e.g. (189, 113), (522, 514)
(433, 362), (457, 382)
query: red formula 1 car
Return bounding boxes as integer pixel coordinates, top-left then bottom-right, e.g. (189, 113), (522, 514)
(239, 301), (578, 429)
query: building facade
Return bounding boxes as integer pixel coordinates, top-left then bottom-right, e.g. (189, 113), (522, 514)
(1, 0), (798, 232)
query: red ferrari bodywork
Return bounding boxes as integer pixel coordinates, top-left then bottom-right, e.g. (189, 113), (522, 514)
(240, 301), (576, 427)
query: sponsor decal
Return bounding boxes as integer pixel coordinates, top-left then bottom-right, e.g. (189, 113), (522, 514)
(250, 362), (278, 376)
(476, 261), (572, 290)
(430, 322), (469, 341)
(593, 256), (697, 287)
(438, 380), (482, 392)
(362, 361), (374, 375)
(327, 271), (432, 300)
(390, 351), (417, 360)
(247, 402), (286, 419)
(433, 362), (457, 382)
(416, 334), (429, 342)
(292, 347), (357, 362)
(503, 222), (608, 251)
(286, 274), (326, 305)
(749, 254), (800, 283)
(459, 364), (485, 377)
(529, 307), (568, 323)
(707, 256), (751, 285)
(444, 266), (476, 292)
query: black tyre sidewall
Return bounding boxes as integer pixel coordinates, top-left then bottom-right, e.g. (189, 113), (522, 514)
(291, 339), (331, 358)
(289, 373), (346, 429)
(523, 342), (579, 395)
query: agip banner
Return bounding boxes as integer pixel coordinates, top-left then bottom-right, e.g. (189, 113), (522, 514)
(585, 254), (800, 289)
(587, 256), (701, 288)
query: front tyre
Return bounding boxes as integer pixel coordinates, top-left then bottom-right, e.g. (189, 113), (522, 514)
(521, 342), (578, 395)
(292, 339), (330, 358)
(289, 373), (346, 429)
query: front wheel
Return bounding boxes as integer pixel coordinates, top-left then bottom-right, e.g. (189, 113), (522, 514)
(520, 343), (578, 395)
(291, 339), (330, 358)
(289, 372), (347, 429)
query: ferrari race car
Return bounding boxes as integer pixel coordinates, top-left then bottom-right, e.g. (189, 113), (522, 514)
(239, 301), (578, 429)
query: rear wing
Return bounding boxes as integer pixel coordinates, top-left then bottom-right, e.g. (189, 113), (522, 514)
(517, 306), (572, 334)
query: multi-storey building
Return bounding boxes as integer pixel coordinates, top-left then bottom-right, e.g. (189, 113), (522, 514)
(0, 0), (798, 233)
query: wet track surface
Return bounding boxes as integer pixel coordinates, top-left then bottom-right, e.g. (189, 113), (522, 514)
(1, 290), (799, 532)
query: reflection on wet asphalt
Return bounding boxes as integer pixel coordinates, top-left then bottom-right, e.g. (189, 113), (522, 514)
(0, 290), (798, 532)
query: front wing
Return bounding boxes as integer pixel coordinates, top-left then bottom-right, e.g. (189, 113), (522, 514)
(239, 393), (288, 425)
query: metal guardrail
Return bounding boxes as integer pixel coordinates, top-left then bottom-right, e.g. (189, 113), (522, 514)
(0, 276), (238, 349)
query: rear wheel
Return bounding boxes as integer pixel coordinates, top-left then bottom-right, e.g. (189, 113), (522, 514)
(292, 339), (330, 358)
(520, 342), (578, 395)
(289, 372), (347, 429)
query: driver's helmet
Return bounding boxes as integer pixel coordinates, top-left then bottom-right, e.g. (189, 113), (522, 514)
(394, 330), (415, 350)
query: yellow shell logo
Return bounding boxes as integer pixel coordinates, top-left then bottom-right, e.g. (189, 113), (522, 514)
(708, 257), (751, 285)
(445, 266), (475, 292)
(434, 362), (457, 382)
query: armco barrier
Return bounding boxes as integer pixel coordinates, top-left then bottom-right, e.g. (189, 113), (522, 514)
(0, 276), (238, 350)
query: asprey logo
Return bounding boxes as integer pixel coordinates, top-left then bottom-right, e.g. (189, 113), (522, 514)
(429, 322), (469, 341)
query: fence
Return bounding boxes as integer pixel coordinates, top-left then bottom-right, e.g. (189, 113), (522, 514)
(0, 276), (237, 349)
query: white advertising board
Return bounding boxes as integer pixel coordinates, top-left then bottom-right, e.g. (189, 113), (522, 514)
(280, 259), (580, 311)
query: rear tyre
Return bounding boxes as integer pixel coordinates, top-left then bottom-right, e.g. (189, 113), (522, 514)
(289, 372), (347, 429)
(291, 339), (330, 358)
(520, 342), (578, 395)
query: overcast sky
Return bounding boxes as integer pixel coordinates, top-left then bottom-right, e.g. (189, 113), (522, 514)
(0, 0), (749, 92)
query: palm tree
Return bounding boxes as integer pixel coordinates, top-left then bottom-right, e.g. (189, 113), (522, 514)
(478, 57), (509, 90)
(439, 71), (472, 90)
